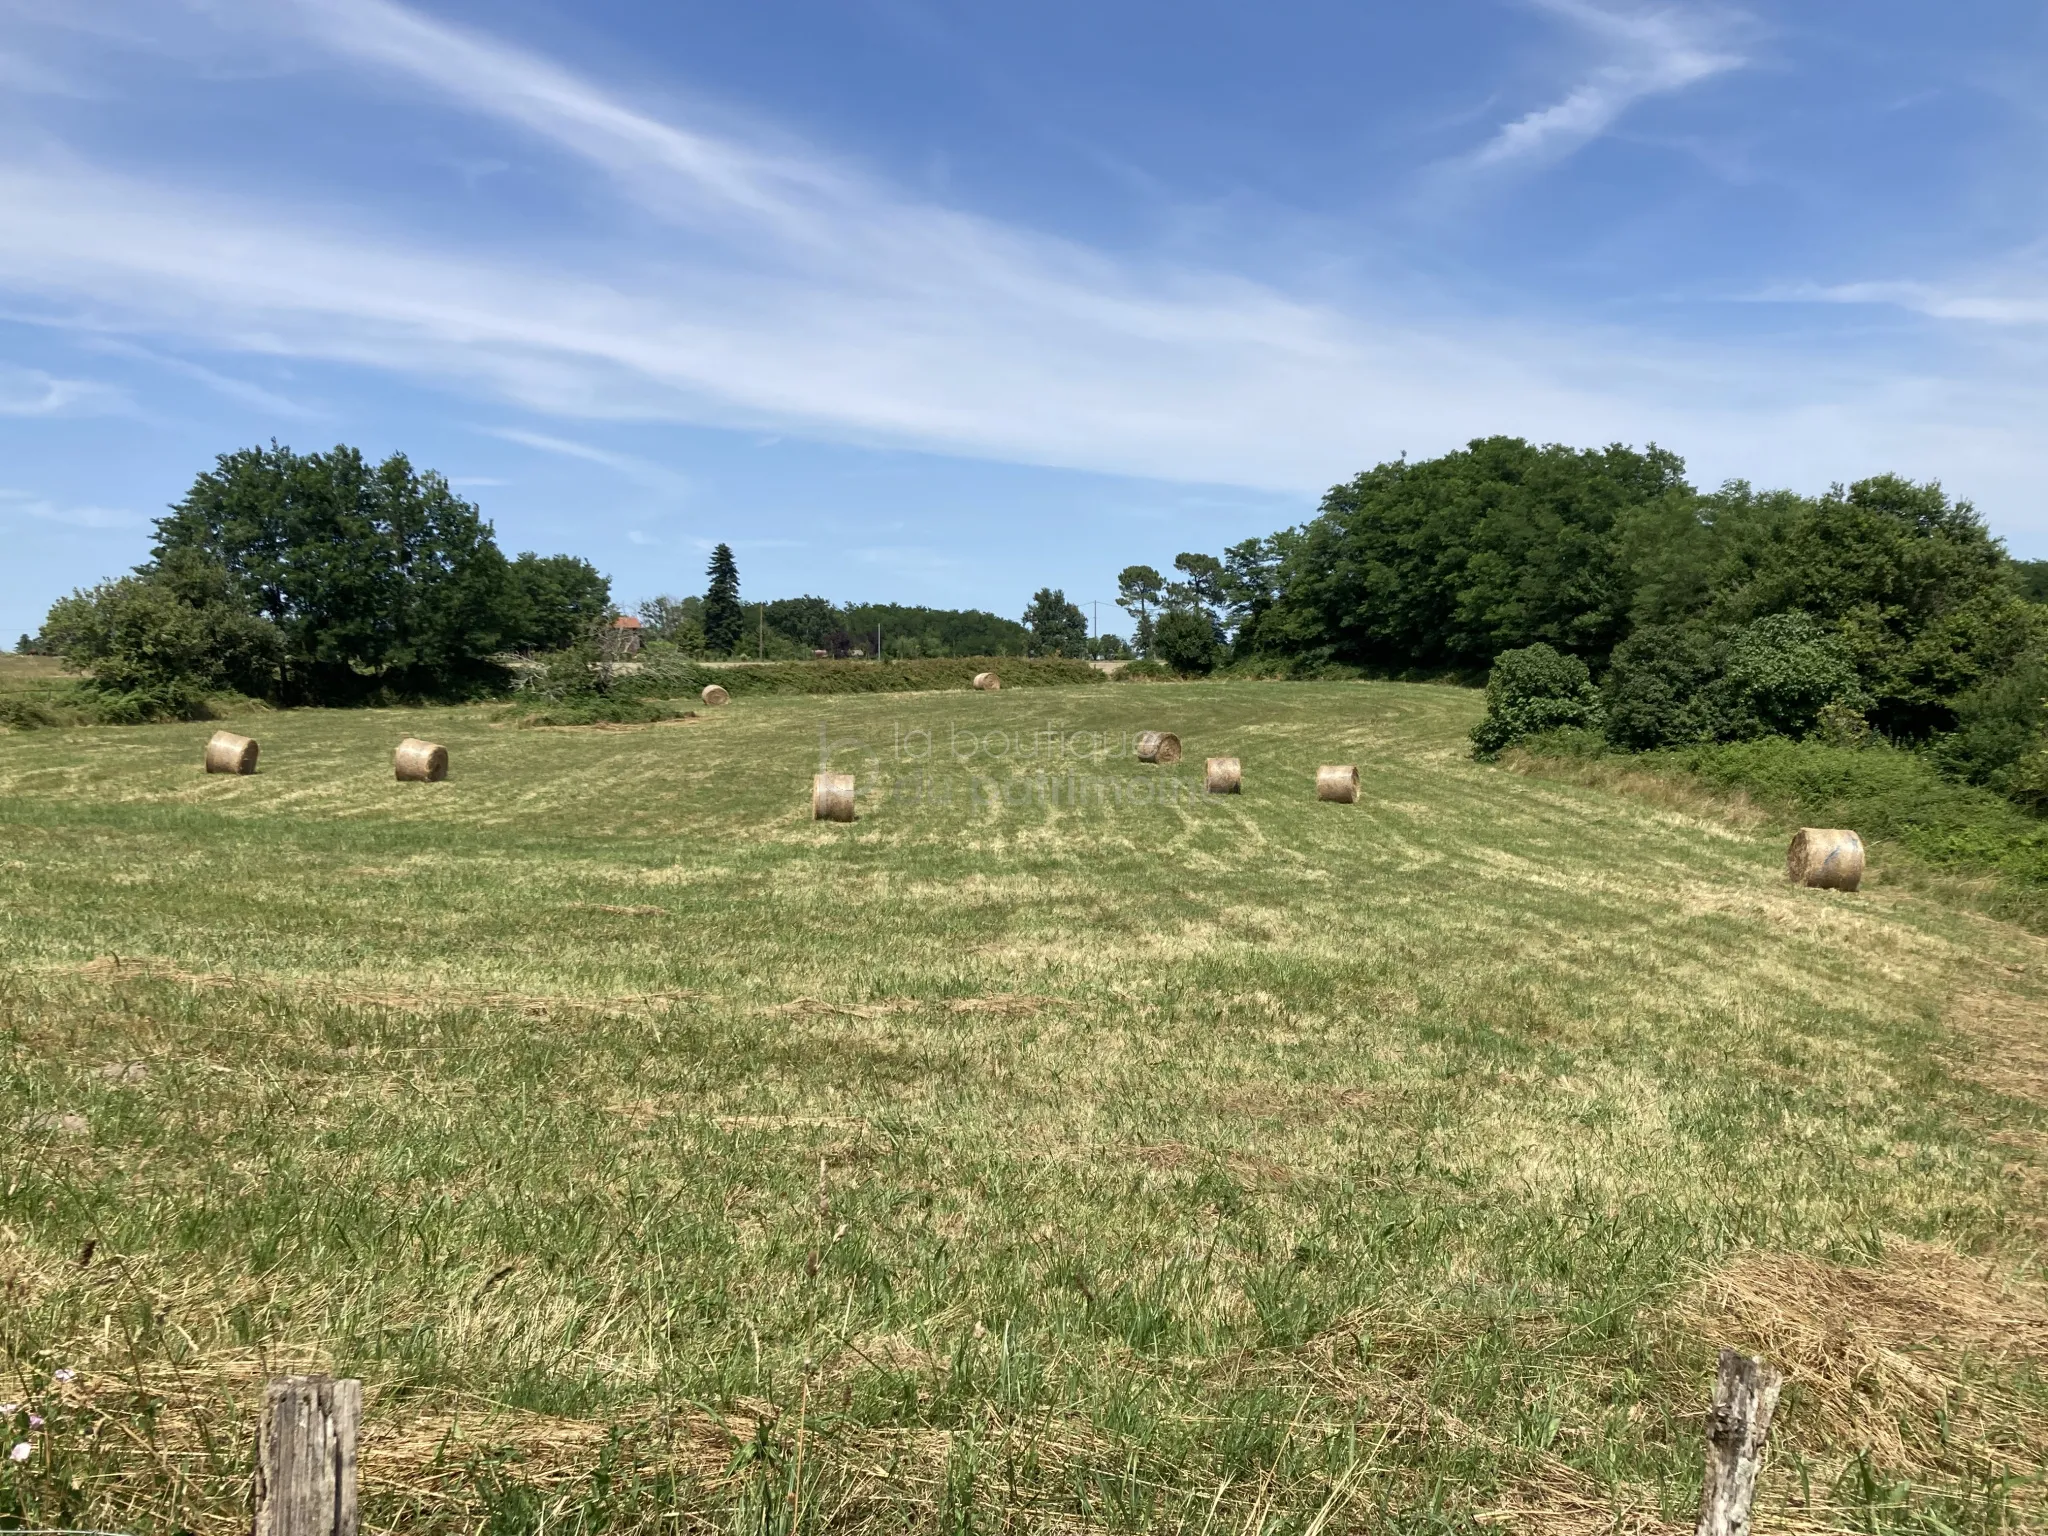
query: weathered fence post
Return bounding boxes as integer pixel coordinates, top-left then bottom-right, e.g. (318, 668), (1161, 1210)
(1696, 1348), (1783, 1536)
(253, 1375), (360, 1536)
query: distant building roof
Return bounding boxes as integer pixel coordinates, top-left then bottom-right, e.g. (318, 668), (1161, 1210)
(611, 615), (643, 629)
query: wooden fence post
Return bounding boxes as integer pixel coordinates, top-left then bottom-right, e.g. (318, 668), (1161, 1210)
(1696, 1348), (1783, 1536)
(253, 1375), (360, 1536)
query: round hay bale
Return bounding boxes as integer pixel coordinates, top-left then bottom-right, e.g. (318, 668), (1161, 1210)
(203, 730), (258, 775)
(394, 738), (449, 783)
(813, 772), (856, 822)
(1135, 731), (1181, 765)
(1315, 764), (1359, 803)
(972, 672), (1000, 691)
(701, 683), (731, 706)
(1786, 827), (1863, 891)
(1206, 756), (1242, 794)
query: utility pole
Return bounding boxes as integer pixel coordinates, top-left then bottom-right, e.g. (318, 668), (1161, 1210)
(757, 603), (764, 660)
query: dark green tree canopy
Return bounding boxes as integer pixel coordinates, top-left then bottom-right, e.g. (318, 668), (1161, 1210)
(1264, 436), (1690, 675)
(1022, 588), (1089, 657)
(1152, 607), (1221, 674)
(506, 553), (611, 652)
(151, 442), (516, 701)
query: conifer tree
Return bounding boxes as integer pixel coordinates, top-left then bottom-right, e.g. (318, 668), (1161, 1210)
(703, 543), (743, 654)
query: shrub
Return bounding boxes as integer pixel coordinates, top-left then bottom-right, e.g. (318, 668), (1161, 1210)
(1663, 735), (2048, 886)
(1602, 623), (1730, 749)
(1111, 659), (1176, 682)
(39, 568), (281, 705)
(1471, 644), (1602, 756)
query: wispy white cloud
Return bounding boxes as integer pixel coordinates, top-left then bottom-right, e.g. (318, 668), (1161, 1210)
(1785, 278), (2048, 326)
(481, 428), (692, 493)
(0, 0), (2042, 538)
(81, 337), (318, 417)
(1474, 1), (1748, 168)
(0, 488), (137, 528)
(0, 362), (127, 416)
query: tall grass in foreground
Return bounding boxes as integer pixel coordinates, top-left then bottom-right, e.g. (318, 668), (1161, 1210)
(1, 682), (2045, 1533)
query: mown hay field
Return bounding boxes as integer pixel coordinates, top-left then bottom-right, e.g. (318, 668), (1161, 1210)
(3, 680), (2046, 1534)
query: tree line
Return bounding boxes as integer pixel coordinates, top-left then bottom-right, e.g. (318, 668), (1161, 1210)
(1137, 435), (2048, 808)
(23, 443), (1116, 720)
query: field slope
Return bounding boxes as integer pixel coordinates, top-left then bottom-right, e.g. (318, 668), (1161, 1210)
(3, 681), (2046, 1534)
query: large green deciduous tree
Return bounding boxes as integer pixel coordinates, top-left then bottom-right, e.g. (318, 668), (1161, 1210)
(1022, 588), (1089, 657)
(151, 442), (517, 702)
(1264, 436), (1690, 675)
(506, 553), (611, 651)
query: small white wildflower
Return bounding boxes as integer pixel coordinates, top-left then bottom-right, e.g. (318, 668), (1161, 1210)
(0, 1405), (14, 1416)
(51, 1370), (73, 1383)
(8, 1442), (29, 1463)
(25, 1415), (41, 1429)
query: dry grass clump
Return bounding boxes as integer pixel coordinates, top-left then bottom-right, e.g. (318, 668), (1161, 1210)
(1682, 1238), (2048, 1508)
(1498, 749), (1770, 831)
(1945, 987), (2048, 1103)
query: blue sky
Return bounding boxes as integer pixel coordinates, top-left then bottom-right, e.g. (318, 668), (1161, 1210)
(3, 1), (2046, 642)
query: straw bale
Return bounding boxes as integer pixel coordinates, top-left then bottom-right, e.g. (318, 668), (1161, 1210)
(1205, 755), (1242, 794)
(1316, 764), (1359, 803)
(700, 683), (730, 706)
(203, 730), (258, 775)
(813, 771), (856, 822)
(393, 738), (449, 783)
(972, 672), (1000, 691)
(1136, 730), (1180, 765)
(1785, 827), (1861, 890)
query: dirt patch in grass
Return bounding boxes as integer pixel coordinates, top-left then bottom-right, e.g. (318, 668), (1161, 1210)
(71, 954), (235, 987)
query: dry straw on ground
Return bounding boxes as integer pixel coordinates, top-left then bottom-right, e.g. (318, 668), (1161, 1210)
(1206, 756), (1242, 794)
(203, 730), (258, 775)
(394, 738), (449, 783)
(1315, 764), (1359, 803)
(972, 672), (1000, 691)
(1136, 731), (1180, 765)
(1785, 827), (1862, 890)
(700, 684), (730, 706)
(813, 772), (856, 822)
(1682, 1238), (2048, 1499)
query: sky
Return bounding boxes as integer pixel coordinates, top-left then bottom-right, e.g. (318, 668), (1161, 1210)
(2, 1), (2046, 642)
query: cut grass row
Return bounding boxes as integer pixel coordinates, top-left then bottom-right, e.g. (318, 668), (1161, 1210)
(2, 681), (2045, 1533)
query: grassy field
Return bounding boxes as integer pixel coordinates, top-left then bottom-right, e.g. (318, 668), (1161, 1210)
(3, 680), (2046, 1534)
